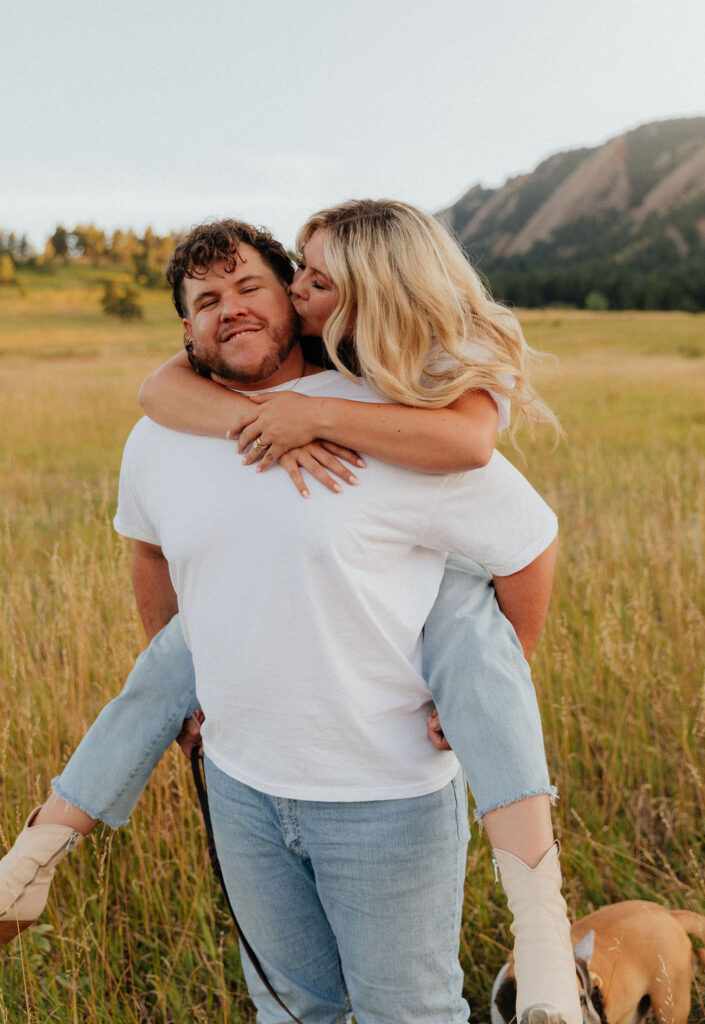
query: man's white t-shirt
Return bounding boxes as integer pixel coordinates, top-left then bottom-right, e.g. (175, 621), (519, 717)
(114, 371), (556, 802)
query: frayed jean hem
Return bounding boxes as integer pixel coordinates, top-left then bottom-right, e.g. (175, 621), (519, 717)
(50, 778), (129, 830)
(472, 784), (558, 827)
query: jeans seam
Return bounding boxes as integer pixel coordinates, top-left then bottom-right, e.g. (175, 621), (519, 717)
(450, 772), (468, 844)
(329, 996), (352, 1023)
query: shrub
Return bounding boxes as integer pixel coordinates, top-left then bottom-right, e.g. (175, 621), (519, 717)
(585, 290), (610, 311)
(101, 280), (143, 319)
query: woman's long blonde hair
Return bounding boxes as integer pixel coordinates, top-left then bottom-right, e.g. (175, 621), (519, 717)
(296, 198), (557, 437)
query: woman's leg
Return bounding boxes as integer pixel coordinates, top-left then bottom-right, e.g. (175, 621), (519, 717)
(50, 614), (198, 828)
(0, 614), (198, 945)
(423, 557), (581, 1024)
(424, 557), (555, 818)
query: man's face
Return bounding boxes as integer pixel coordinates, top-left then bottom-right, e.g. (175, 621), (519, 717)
(182, 246), (301, 389)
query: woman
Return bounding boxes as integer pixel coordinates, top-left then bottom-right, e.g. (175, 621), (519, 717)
(0, 201), (580, 1024)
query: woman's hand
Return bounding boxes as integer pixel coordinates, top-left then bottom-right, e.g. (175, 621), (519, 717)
(236, 392), (323, 465)
(177, 709), (205, 758)
(278, 442), (364, 498)
(427, 706), (453, 751)
(224, 390), (366, 497)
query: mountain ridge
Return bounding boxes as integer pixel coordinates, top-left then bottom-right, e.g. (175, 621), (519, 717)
(439, 117), (705, 309)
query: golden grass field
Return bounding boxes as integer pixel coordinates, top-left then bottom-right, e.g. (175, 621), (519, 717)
(1, 270), (704, 1022)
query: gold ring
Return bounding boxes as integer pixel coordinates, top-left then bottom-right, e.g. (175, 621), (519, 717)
(252, 437), (269, 450)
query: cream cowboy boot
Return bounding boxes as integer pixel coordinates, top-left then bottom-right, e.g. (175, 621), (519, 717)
(0, 808), (84, 947)
(493, 842), (582, 1024)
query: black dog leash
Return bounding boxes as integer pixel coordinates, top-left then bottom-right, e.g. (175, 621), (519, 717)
(190, 749), (304, 1024)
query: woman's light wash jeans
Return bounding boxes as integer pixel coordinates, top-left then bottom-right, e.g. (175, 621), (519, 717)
(204, 757), (471, 1024)
(53, 556), (555, 827)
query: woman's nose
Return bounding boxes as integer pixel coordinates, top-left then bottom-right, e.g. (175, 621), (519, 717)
(289, 271), (307, 300)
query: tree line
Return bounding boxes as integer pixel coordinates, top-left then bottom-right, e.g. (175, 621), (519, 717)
(483, 256), (705, 313)
(2, 223), (704, 313)
(0, 224), (180, 289)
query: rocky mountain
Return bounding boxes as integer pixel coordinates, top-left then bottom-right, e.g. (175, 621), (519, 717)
(439, 118), (705, 310)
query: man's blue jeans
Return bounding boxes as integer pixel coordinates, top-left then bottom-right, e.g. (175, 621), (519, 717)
(204, 757), (471, 1024)
(53, 557), (554, 827)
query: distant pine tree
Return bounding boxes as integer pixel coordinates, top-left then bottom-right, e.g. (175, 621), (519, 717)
(48, 226), (69, 260)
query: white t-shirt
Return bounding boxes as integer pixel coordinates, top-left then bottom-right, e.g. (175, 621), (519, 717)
(114, 371), (556, 801)
(422, 340), (513, 431)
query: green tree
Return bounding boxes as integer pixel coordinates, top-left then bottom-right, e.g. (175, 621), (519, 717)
(133, 227), (174, 287)
(109, 228), (140, 267)
(73, 223), (107, 262)
(48, 225), (69, 260)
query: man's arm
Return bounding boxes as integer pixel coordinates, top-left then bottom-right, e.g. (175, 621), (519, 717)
(491, 536), (558, 659)
(131, 539), (204, 757)
(131, 539), (178, 639)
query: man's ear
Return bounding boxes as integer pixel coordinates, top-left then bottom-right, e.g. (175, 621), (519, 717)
(181, 320), (200, 373)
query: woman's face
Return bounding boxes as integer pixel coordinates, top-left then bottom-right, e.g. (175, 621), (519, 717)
(289, 229), (339, 338)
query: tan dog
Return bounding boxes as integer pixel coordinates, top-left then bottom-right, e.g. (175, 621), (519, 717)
(491, 900), (705, 1024)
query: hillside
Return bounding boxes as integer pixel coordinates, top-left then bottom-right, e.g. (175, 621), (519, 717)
(439, 118), (705, 310)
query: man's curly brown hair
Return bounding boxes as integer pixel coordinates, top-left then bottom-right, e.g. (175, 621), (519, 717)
(166, 219), (294, 319)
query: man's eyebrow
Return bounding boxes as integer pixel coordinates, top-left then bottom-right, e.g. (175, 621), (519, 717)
(192, 288), (220, 306)
(192, 275), (266, 306)
(234, 274), (266, 286)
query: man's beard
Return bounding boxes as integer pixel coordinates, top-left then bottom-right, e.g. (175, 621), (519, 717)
(189, 309), (300, 386)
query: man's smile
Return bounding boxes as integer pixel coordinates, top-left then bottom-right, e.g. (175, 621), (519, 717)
(217, 325), (264, 344)
(182, 249), (301, 387)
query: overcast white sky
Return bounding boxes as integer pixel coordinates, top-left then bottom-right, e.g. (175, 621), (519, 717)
(4, 0), (704, 250)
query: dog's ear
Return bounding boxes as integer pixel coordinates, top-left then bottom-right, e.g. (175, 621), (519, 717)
(574, 930), (595, 963)
(575, 954), (604, 1024)
(491, 963), (516, 1024)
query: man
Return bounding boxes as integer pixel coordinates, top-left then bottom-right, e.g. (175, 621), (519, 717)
(112, 219), (558, 1024)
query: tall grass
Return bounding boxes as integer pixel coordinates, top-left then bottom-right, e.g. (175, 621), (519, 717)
(1, 281), (703, 1021)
